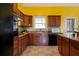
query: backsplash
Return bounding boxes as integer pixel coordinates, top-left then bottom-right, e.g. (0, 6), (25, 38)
(26, 27), (60, 32)
(51, 27), (60, 33)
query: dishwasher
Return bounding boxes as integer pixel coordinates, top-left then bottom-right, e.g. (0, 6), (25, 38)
(48, 33), (57, 46)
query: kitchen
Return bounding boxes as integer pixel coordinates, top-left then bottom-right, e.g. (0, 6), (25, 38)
(0, 3), (79, 56)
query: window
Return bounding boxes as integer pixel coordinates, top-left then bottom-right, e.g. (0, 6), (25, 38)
(64, 17), (78, 32)
(34, 16), (46, 28)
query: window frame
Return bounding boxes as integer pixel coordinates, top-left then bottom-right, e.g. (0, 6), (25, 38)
(34, 16), (46, 29)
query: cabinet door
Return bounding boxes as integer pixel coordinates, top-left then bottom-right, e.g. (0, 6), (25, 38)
(32, 33), (41, 45)
(70, 40), (79, 56)
(29, 33), (33, 45)
(13, 37), (19, 56)
(48, 16), (56, 27)
(55, 16), (61, 27)
(18, 37), (22, 55)
(22, 35), (25, 51)
(48, 16), (51, 26)
(13, 4), (17, 13)
(62, 37), (70, 56)
(13, 4), (20, 17)
(24, 15), (29, 26)
(51, 16), (56, 26)
(19, 11), (24, 20)
(57, 36), (62, 54)
(25, 34), (29, 46)
(57, 36), (70, 56)
(48, 16), (61, 27)
(29, 16), (32, 27)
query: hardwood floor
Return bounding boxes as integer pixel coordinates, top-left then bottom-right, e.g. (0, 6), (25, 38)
(21, 46), (60, 56)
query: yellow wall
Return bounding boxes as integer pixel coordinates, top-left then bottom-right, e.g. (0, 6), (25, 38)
(18, 4), (79, 33)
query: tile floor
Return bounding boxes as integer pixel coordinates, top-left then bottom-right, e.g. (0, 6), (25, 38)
(21, 46), (60, 56)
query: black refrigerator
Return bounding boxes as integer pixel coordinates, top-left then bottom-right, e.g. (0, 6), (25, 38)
(0, 3), (18, 56)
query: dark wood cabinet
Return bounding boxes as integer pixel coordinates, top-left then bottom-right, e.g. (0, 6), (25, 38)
(18, 36), (22, 55)
(30, 32), (48, 46)
(29, 32), (33, 45)
(29, 16), (32, 27)
(23, 15), (32, 27)
(57, 34), (79, 56)
(62, 37), (70, 56)
(13, 4), (24, 20)
(13, 4), (18, 14)
(13, 4), (32, 27)
(57, 35), (62, 55)
(19, 33), (29, 55)
(57, 35), (69, 56)
(70, 40), (79, 56)
(13, 36), (19, 56)
(32, 33), (41, 45)
(13, 33), (29, 56)
(48, 16), (61, 27)
(13, 4), (20, 17)
(19, 11), (24, 20)
(24, 15), (29, 26)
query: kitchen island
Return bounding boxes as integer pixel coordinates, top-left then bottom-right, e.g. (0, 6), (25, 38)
(57, 33), (79, 56)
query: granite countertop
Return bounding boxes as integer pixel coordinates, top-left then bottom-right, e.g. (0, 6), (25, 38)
(58, 33), (79, 42)
(18, 32), (29, 37)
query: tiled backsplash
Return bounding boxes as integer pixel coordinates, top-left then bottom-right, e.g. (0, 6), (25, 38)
(26, 27), (60, 32)
(51, 27), (60, 33)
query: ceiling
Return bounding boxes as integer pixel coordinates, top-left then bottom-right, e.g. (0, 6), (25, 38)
(22, 3), (79, 7)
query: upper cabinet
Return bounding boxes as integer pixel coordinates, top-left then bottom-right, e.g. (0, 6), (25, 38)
(29, 16), (32, 27)
(19, 11), (24, 20)
(13, 4), (20, 17)
(13, 3), (17, 13)
(13, 4), (33, 27)
(13, 4), (24, 20)
(24, 15), (32, 27)
(24, 15), (29, 26)
(48, 16), (61, 27)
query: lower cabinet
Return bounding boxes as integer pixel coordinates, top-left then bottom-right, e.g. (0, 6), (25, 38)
(30, 32), (48, 46)
(18, 36), (22, 55)
(70, 40), (79, 56)
(57, 35), (62, 55)
(57, 35), (79, 56)
(13, 33), (29, 56)
(57, 35), (70, 56)
(32, 33), (41, 45)
(13, 32), (48, 56)
(29, 32), (33, 45)
(61, 37), (69, 56)
(13, 36), (19, 56)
